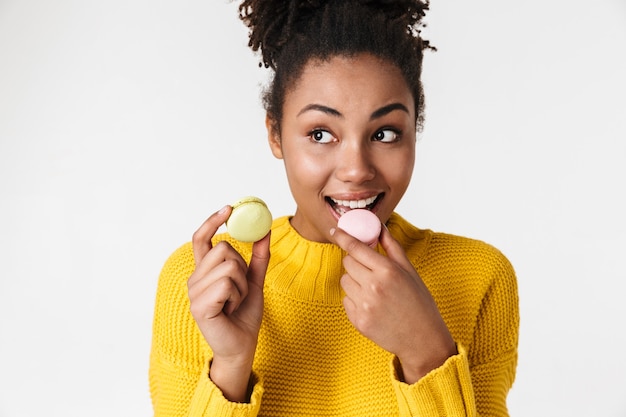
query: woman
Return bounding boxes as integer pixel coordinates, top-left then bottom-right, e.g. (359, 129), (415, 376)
(149, 1), (519, 415)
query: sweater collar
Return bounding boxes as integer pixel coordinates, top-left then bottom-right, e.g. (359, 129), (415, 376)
(265, 213), (429, 305)
(265, 216), (347, 305)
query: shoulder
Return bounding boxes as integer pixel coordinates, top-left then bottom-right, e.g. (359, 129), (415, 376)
(389, 212), (516, 289)
(153, 242), (210, 369)
(424, 232), (518, 323)
(157, 242), (195, 292)
(153, 242), (196, 331)
(428, 232), (514, 274)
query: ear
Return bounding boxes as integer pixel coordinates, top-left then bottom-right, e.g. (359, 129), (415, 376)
(266, 114), (283, 159)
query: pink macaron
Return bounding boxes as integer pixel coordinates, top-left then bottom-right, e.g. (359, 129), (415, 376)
(337, 209), (382, 248)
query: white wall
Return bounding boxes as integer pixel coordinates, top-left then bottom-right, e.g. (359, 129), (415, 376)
(0, 1), (624, 416)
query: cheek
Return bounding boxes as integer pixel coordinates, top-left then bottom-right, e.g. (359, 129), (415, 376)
(380, 148), (415, 186)
(283, 145), (334, 186)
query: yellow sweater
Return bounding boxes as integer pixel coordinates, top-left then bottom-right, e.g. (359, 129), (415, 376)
(149, 213), (518, 416)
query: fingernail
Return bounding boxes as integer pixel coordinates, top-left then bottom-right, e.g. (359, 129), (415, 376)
(218, 205), (228, 214)
(329, 227), (336, 236)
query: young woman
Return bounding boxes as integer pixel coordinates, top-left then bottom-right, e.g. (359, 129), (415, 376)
(149, 1), (519, 416)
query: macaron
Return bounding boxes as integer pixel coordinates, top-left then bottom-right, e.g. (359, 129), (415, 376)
(337, 209), (381, 248)
(226, 196), (273, 242)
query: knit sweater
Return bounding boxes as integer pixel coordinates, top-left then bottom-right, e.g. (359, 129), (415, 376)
(149, 213), (519, 416)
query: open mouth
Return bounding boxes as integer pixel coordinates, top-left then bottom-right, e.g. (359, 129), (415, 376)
(325, 193), (383, 217)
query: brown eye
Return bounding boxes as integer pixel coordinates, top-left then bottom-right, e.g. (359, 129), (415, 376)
(310, 129), (334, 143)
(373, 129), (399, 143)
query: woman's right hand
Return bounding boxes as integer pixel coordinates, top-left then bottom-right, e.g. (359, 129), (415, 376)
(187, 205), (271, 402)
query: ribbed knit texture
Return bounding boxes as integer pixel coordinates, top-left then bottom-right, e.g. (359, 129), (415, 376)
(149, 213), (519, 416)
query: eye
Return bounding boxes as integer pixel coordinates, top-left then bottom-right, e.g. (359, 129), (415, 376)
(309, 129), (335, 144)
(372, 129), (400, 143)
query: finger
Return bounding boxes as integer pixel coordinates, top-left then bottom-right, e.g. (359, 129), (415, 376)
(188, 256), (249, 304)
(330, 226), (377, 269)
(192, 205), (232, 266)
(190, 276), (243, 320)
(188, 241), (247, 288)
(378, 224), (415, 272)
(340, 272), (361, 295)
(342, 293), (357, 318)
(342, 254), (374, 283)
(247, 231), (271, 289)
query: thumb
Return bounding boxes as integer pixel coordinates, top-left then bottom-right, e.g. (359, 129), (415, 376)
(379, 224), (414, 272)
(248, 231), (271, 289)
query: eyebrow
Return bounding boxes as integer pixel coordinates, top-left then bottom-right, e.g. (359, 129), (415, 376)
(370, 103), (410, 120)
(297, 102), (410, 120)
(297, 104), (342, 118)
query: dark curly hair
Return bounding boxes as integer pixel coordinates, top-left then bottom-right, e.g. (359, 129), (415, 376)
(238, 0), (433, 133)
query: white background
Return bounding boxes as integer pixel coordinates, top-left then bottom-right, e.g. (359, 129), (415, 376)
(1, 0), (625, 416)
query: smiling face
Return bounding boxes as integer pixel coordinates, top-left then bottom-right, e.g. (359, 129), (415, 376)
(267, 53), (417, 243)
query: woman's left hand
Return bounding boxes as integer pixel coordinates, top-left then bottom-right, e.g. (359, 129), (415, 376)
(330, 223), (457, 384)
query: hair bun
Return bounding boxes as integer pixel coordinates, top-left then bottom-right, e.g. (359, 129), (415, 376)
(239, 0), (430, 68)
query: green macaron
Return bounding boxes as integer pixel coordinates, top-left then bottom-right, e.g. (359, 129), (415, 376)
(226, 196), (273, 242)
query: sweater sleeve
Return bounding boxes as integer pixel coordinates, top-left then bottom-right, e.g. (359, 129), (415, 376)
(149, 243), (264, 417)
(391, 345), (477, 415)
(188, 362), (264, 417)
(391, 247), (519, 417)
(466, 252), (519, 416)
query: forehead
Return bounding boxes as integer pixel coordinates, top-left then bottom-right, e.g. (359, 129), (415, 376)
(284, 53), (415, 116)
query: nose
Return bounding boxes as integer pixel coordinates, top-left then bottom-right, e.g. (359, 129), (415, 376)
(334, 141), (376, 184)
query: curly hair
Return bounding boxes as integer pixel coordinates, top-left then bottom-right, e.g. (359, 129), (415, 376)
(238, 0), (433, 132)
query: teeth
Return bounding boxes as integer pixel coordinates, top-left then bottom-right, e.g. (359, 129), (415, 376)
(331, 195), (378, 209)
